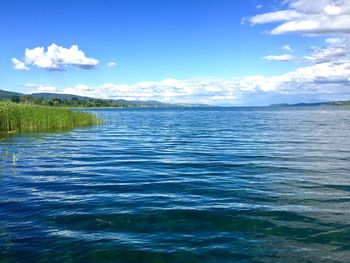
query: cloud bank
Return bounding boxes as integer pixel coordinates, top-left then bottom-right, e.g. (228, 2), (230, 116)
(28, 36), (348, 105)
(28, 52), (350, 105)
(249, 0), (350, 35)
(12, 43), (99, 71)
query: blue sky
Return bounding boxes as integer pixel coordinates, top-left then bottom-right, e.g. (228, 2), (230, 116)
(1, 0), (349, 105)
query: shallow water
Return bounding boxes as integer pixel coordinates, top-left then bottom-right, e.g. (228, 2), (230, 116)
(1, 107), (350, 262)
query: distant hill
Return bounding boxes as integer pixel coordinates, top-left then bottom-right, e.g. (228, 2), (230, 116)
(31, 92), (92, 101)
(0, 89), (22, 98)
(0, 89), (209, 108)
(270, 101), (350, 107)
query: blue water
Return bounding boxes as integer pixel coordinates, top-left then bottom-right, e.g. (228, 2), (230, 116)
(1, 107), (350, 262)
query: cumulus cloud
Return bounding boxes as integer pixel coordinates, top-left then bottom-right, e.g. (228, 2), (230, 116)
(26, 83), (58, 93)
(26, 35), (350, 105)
(249, 0), (350, 35)
(12, 43), (99, 71)
(325, 38), (343, 45)
(107, 62), (117, 68)
(12, 58), (29, 71)
(304, 38), (349, 63)
(304, 46), (347, 63)
(28, 55), (350, 105)
(263, 54), (295, 61)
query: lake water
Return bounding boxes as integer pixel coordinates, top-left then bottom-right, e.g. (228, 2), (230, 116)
(1, 107), (350, 262)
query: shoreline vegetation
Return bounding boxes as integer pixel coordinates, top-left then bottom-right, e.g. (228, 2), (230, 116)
(0, 90), (209, 108)
(0, 101), (101, 134)
(0, 93), (349, 137)
(332, 101), (350, 106)
(4, 94), (145, 108)
(1, 89), (350, 109)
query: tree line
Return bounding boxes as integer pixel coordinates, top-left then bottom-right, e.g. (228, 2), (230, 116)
(4, 95), (133, 108)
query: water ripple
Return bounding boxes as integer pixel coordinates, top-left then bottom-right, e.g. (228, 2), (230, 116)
(1, 107), (350, 262)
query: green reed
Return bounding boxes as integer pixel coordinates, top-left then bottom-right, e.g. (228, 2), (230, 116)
(0, 101), (101, 133)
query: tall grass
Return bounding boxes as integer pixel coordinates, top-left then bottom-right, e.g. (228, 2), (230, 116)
(0, 101), (101, 133)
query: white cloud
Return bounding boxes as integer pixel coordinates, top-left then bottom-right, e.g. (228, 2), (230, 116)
(282, 45), (293, 52)
(12, 58), (29, 71)
(60, 78), (241, 105)
(304, 38), (349, 63)
(249, 0), (350, 35)
(250, 10), (303, 24)
(304, 46), (347, 63)
(13, 43), (99, 71)
(28, 55), (350, 105)
(244, 0), (350, 104)
(26, 34), (350, 105)
(107, 62), (117, 68)
(263, 54), (295, 61)
(325, 37), (343, 45)
(26, 83), (58, 93)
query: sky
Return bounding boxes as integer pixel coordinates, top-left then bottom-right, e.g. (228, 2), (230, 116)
(1, 0), (350, 106)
